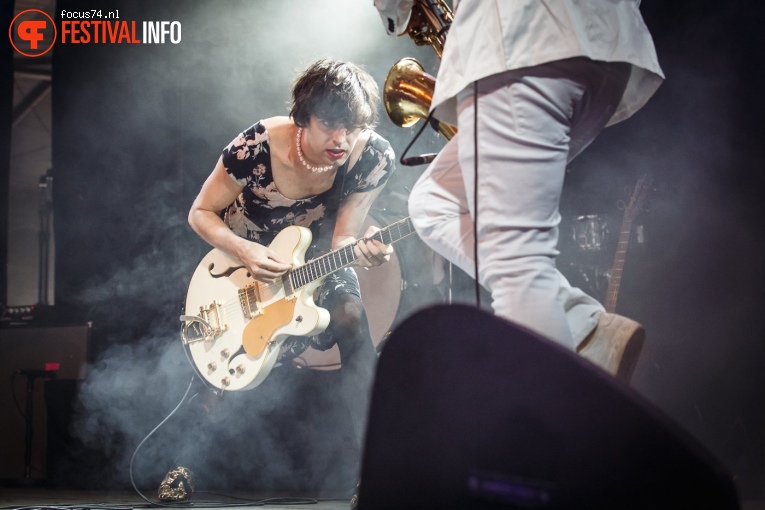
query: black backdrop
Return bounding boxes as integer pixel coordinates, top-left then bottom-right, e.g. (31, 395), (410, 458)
(1, 0), (13, 302)
(50, 0), (765, 498)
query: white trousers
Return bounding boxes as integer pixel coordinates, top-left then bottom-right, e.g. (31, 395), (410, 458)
(409, 58), (631, 349)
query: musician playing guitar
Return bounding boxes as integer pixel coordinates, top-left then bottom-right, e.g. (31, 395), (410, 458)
(187, 59), (396, 461)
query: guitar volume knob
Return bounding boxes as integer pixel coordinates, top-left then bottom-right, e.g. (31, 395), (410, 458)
(221, 348), (230, 358)
(207, 362), (217, 371)
(221, 377), (230, 387)
(235, 364), (245, 374)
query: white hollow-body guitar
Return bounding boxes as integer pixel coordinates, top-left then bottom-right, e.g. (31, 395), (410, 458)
(181, 217), (415, 391)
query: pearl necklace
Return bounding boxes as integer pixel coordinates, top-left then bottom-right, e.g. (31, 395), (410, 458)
(295, 127), (333, 173)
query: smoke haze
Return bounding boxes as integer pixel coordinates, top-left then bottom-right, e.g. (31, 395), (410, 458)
(43, 0), (765, 498)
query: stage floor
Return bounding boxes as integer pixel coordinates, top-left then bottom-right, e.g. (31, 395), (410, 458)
(0, 488), (351, 510)
(2, 488), (765, 510)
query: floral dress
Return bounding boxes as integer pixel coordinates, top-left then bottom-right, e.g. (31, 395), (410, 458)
(220, 121), (396, 360)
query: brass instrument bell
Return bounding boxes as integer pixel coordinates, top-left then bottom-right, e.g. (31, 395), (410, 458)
(382, 0), (457, 140)
(383, 57), (456, 140)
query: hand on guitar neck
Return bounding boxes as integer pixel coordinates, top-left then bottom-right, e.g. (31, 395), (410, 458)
(333, 224), (395, 270)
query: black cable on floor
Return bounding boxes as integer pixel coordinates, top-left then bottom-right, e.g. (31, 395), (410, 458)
(128, 377), (197, 508)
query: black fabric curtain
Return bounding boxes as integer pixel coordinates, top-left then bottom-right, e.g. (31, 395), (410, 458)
(0, 1), (15, 304)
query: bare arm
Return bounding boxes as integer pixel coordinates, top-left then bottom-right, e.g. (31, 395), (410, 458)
(332, 186), (394, 268)
(188, 156), (291, 282)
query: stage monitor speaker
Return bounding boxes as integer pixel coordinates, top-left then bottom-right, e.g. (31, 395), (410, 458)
(358, 305), (738, 510)
(0, 323), (90, 481)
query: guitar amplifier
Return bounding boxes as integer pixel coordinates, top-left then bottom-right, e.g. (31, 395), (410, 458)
(0, 323), (91, 481)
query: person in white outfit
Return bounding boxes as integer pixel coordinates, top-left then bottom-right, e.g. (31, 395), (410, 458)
(376, 0), (664, 380)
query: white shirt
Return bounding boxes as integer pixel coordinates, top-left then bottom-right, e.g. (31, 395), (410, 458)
(375, 0), (664, 126)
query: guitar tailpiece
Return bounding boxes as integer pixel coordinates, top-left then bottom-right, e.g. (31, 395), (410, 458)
(180, 315), (214, 344)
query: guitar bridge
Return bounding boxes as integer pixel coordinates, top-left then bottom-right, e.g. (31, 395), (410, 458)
(179, 300), (228, 344)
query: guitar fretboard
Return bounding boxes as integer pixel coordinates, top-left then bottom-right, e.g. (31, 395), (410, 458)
(604, 175), (651, 313)
(289, 217), (415, 290)
(604, 218), (633, 313)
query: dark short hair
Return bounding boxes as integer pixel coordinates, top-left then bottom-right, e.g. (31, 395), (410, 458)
(290, 59), (380, 130)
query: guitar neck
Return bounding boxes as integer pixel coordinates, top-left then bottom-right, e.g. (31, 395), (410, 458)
(603, 175), (652, 314)
(289, 217), (415, 290)
(604, 218), (633, 313)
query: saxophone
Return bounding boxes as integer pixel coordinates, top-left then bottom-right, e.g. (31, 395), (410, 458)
(405, 0), (453, 59)
(383, 0), (457, 140)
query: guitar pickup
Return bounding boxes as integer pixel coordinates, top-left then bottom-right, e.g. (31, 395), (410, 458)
(238, 284), (262, 320)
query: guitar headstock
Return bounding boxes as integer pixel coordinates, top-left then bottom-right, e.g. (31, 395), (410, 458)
(626, 174), (654, 219)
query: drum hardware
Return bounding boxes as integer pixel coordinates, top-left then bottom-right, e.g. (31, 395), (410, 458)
(572, 214), (609, 252)
(575, 263), (611, 291)
(563, 261), (611, 301)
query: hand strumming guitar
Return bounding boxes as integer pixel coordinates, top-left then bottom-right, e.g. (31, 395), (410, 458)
(234, 241), (291, 283)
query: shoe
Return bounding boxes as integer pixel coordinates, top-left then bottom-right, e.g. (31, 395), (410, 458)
(576, 312), (645, 383)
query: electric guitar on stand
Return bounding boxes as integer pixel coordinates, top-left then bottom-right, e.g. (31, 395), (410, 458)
(604, 175), (653, 313)
(180, 217), (415, 392)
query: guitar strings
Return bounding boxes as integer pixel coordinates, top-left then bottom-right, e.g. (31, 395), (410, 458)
(200, 219), (415, 321)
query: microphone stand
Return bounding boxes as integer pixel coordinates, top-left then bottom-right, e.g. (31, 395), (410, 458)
(38, 170), (53, 306)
